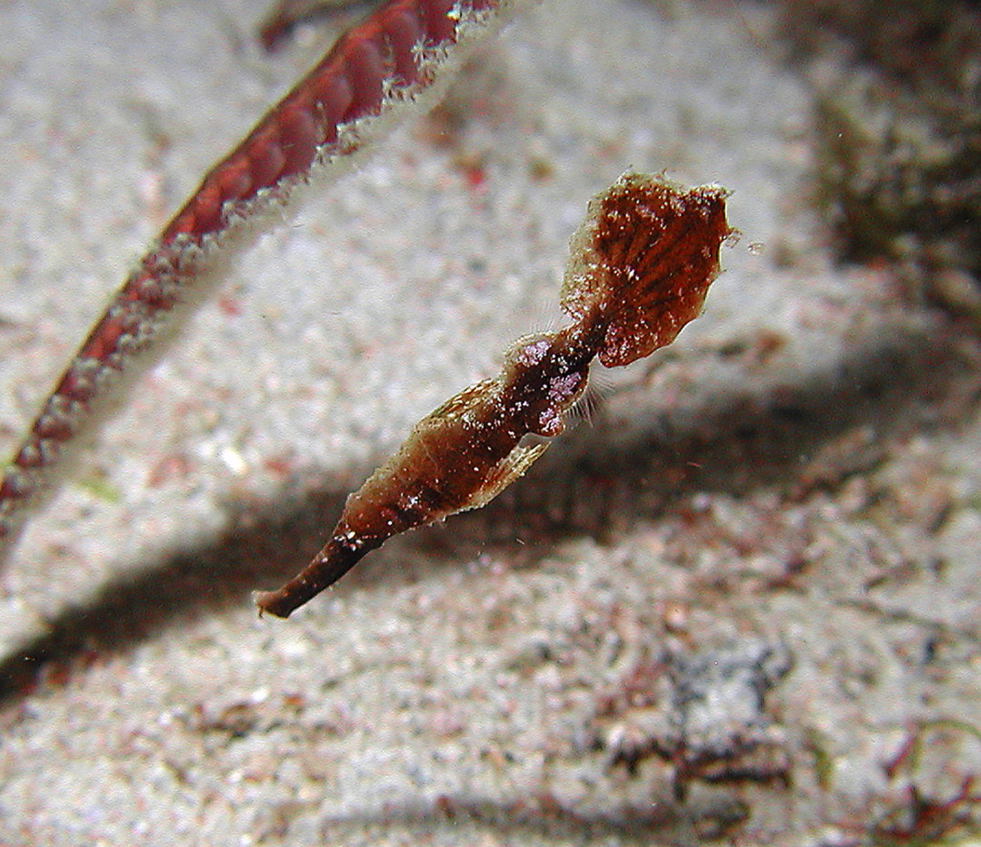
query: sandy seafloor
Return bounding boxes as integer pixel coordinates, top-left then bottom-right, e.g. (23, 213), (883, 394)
(0, 0), (978, 844)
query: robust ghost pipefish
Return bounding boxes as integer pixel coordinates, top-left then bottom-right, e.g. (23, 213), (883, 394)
(0, 0), (527, 561)
(255, 172), (732, 618)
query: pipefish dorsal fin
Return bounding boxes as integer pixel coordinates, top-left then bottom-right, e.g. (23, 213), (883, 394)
(560, 172), (731, 368)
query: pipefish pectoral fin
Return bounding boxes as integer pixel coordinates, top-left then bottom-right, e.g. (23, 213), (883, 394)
(460, 441), (549, 512)
(560, 172), (732, 368)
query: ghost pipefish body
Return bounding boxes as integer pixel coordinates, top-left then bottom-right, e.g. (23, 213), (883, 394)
(255, 172), (732, 617)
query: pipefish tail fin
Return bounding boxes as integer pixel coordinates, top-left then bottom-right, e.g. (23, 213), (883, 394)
(560, 172), (731, 368)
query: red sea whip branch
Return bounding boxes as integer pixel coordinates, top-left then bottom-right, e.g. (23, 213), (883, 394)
(0, 0), (526, 558)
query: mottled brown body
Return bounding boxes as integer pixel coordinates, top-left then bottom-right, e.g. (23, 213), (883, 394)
(255, 321), (601, 615)
(256, 173), (731, 617)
